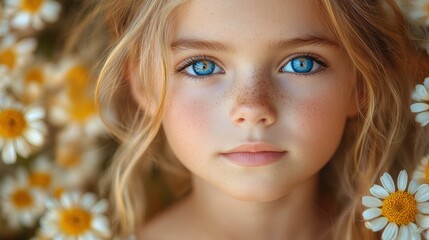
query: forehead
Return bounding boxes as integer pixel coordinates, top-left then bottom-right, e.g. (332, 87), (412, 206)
(172, 0), (334, 45)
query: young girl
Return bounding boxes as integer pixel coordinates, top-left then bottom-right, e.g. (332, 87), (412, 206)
(89, 0), (429, 239)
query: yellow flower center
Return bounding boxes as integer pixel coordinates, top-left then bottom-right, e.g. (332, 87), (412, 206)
(0, 109), (27, 138)
(25, 68), (44, 84)
(53, 187), (65, 199)
(69, 99), (96, 123)
(65, 65), (90, 100)
(381, 191), (417, 225)
(21, 0), (43, 13)
(59, 208), (92, 236)
(57, 149), (80, 168)
(29, 172), (52, 189)
(11, 188), (33, 209)
(0, 48), (16, 70)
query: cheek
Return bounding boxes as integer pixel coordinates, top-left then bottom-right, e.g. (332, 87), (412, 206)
(162, 91), (217, 165)
(290, 93), (349, 161)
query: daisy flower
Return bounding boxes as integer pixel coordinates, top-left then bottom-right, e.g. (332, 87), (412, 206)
(362, 170), (429, 239)
(49, 92), (106, 140)
(0, 168), (45, 228)
(0, 98), (47, 164)
(27, 155), (62, 192)
(414, 154), (429, 185)
(40, 191), (111, 239)
(50, 93), (105, 134)
(4, 0), (61, 30)
(10, 62), (55, 105)
(49, 58), (107, 139)
(0, 35), (37, 77)
(407, 0), (429, 26)
(53, 57), (93, 95)
(29, 155), (73, 199)
(55, 129), (103, 188)
(411, 77), (429, 126)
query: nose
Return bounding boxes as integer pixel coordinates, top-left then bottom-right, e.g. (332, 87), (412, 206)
(230, 83), (276, 127)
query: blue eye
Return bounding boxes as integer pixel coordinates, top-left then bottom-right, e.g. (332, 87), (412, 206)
(281, 56), (323, 74)
(183, 59), (223, 77)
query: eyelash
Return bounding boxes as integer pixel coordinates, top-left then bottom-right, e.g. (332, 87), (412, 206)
(175, 53), (329, 80)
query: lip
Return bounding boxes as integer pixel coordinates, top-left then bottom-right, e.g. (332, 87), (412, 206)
(221, 143), (286, 167)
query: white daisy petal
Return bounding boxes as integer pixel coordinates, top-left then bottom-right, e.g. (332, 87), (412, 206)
(45, 198), (60, 210)
(25, 107), (45, 120)
(10, 13), (31, 29)
(397, 170), (408, 191)
(21, 211), (35, 227)
(408, 179), (420, 195)
(424, 77), (429, 89)
(381, 173), (395, 193)
(92, 215), (110, 234)
(416, 112), (429, 126)
(416, 213), (429, 229)
(414, 171), (426, 180)
(415, 184), (429, 202)
(5, 0), (19, 6)
(79, 232), (93, 240)
(13, 138), (30, 158)
(2, 141), (17, 164)
(411, 103), (429, 113)
(409, 225), (421, 240)
(81, 192), (96, 209)
(24, 128), (45, 146)
(40, 2), (61, 22)
(417, 202), (429, 214)
(92, 199), (108, 214)
(381, 222), (398, 240)
(397, 224), (410, 240)
(28, 121), (48, 134)
(60, 193), (74, 208)
(368, 217), (388, 232)
(370, 184), (389, 199)
(16, 38), (37, 53)
(361, 196), (382, 210)
(413, 84), (429, 101)
(362, 208), (382, 220)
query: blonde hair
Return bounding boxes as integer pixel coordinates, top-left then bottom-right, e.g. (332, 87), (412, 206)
(94, 0), (188, 235)
(91, 0), (429, 238)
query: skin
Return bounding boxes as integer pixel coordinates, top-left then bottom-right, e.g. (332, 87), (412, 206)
(140, 0), (357, 239)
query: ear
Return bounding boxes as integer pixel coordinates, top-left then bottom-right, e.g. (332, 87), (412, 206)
(126, 60), (157, 116)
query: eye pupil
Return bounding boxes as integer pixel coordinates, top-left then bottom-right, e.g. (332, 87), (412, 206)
(193, 60), (215, 76)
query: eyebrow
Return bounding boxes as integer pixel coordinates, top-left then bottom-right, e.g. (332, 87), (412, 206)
(269, 35), (340, 51)
(171, 38), (232, 52)
(170, 34), (339, 52)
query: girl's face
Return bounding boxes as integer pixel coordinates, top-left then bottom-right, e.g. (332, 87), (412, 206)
(162, 0), (356, 201)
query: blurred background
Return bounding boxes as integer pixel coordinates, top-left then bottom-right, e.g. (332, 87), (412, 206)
(0, 0), (178, 239)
